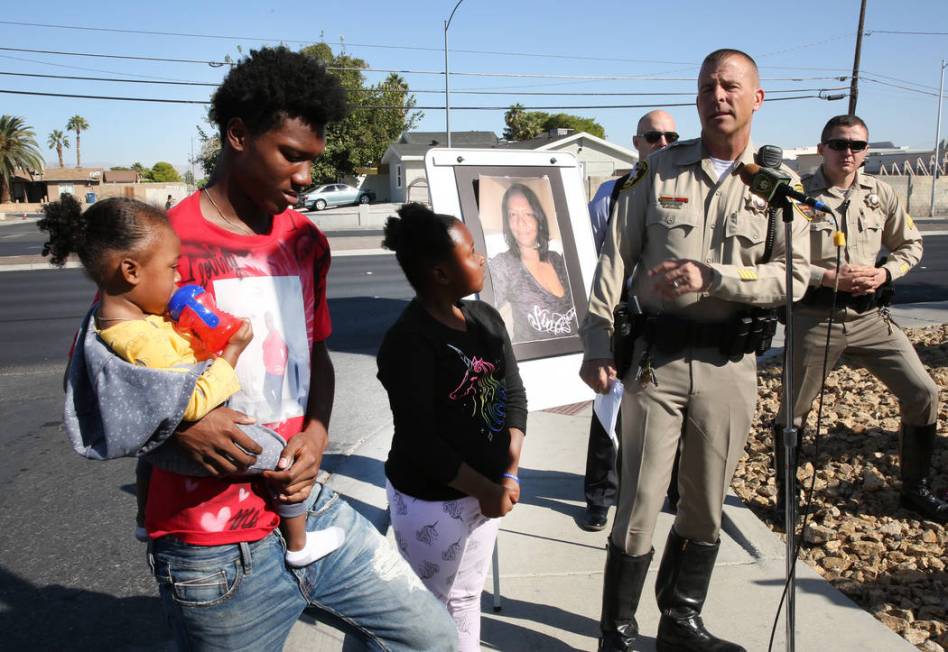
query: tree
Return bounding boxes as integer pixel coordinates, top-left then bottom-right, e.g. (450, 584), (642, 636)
(183, 169), (195, 187)
(503, 104), (605, 140)
(46, 129), (70, 168)
(130, 162), (149, 179)
(0, 115), (44, 203)
(66, 115), (89, 167)
(540, 113), (605, 139)
(150, 161), (181, 182)
(503, 104), (545, 141)
(301, 43), (422, 183)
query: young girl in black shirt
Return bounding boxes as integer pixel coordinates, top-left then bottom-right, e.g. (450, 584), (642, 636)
(377, 204), (527, 650)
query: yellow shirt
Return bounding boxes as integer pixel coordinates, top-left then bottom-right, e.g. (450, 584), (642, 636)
(97, 315), (240, 422)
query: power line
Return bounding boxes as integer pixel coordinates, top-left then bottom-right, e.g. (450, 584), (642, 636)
(0, 20), (698, 66)
(0, 52), (209, 83)
(0, 46), (232, 67)
(0, 87), (832, 109)
(861, 76), (947, 98)
(0, 45), (847, 82)
(866, 29), (948, 36)
(0, 70), (848, 97)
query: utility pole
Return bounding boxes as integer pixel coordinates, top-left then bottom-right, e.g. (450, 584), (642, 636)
(930, 59), (946, 218)
(848, 0), (868, 115)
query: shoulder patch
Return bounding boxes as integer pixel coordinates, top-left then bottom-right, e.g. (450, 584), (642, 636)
(906, 214), (916, 230)
(738, 268), (759, 281)
(619, 161), (648, 193)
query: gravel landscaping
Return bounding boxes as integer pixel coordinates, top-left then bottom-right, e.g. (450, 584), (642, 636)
(734, 324), (948, 651)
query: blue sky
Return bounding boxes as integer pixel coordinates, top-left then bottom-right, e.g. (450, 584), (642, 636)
(2, 0), (947, 171)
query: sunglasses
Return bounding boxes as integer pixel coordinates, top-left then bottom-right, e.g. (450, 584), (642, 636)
(640, 130), (680, 144)
(824, 138), (868, 152)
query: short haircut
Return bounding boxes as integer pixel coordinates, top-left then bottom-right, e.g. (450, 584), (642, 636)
(210, 46), (348, 140)
(700, 48), (760, 84)
(501, 183), (551, 262)
(820, 114), (869, 143)
(382, 203), (460, 292)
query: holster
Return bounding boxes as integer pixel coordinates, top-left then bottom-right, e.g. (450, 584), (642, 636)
(612, 301), (643, 379)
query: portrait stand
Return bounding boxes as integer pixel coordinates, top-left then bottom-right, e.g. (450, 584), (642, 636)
(425, 148), (598, 410)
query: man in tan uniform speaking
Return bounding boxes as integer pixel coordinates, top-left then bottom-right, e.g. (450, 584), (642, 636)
(775, 114), (945, 523)
(580, 49), (810, 652)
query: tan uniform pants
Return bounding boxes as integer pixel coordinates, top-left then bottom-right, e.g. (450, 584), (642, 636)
(781, 306), (938, 428)
(611, 340), (757, 556)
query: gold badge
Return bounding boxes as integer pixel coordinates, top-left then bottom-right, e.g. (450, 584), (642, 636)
(619, 161), (648, 193)
(743, 193), (768, 214)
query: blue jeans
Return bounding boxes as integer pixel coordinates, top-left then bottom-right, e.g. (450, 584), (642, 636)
(149, 484), (459, 651)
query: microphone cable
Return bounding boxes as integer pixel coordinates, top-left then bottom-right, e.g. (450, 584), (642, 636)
(767, 205), (847, 652)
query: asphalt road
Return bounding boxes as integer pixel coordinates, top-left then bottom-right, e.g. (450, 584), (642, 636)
(0, 218), (382, 257)
(0, 254), (410, 651)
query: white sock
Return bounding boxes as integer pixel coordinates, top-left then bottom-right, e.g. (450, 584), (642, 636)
(285, 527), (346, 567)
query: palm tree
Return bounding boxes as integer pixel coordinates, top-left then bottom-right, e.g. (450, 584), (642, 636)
(66, 115), (89, 167)
(0, 115), (44, 203)
(47, 129), (70, 168)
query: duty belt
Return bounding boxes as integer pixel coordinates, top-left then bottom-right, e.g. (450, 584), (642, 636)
(801, 285), (893, 314)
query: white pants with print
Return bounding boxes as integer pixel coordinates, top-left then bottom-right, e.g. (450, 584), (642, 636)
(386, 480), (499, 652)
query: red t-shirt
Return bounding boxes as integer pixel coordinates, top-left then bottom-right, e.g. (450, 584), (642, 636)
(145, 191), (331, 545)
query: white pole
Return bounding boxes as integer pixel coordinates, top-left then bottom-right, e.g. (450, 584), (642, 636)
(930, 60), (946, 218)
(443, 1), (465, 149)
(444, 20), (450, 148)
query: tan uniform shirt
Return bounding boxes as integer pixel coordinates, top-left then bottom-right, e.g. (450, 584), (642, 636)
(801, 168), (922, 287)
(581, 138), (811, 360)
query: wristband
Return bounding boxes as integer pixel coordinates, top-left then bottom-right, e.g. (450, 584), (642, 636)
(501, 473), (520, 484)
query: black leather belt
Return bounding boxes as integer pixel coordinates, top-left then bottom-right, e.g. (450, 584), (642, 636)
(801, 286), (892, 313)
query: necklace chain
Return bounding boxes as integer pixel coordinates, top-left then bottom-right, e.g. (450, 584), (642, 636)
(203, 188), (255, 235)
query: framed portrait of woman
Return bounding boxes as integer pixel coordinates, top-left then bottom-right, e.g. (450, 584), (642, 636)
(426, 149), (598, 409)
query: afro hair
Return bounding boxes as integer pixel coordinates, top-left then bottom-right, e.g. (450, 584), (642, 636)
(210, 46), (348, 139)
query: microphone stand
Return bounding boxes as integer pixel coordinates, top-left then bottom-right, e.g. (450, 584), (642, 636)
(776, 192), (798, 652)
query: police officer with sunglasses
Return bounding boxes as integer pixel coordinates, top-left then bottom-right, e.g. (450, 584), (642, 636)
(776, 114), (945, 523)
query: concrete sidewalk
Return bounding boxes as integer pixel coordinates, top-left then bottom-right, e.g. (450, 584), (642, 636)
(285, 301), (944, 650)
(289, 408), (914, 651)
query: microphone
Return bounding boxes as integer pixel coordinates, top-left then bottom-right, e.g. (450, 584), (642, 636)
(739, 163), (833, 214)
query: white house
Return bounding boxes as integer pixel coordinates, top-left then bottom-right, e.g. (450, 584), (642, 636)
(380, 131), (500, 203)
(494, 128), (638, 186)
(379, 129), (639, 204)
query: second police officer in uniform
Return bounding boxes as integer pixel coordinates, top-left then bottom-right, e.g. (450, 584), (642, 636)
(775, 114), (946, 523)
(580, 49), (810, 651)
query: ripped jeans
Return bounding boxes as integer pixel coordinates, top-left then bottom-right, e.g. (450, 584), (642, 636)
(149, 483), (459, 651)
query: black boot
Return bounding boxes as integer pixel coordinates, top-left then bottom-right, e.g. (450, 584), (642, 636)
(599, 542), (653, 651)
(655, 530), (745, 652)
(900, 423), (948, 523)
(773, 423), (800, 521)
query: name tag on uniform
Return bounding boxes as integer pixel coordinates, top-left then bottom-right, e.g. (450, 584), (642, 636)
(658, 195), (689, 210)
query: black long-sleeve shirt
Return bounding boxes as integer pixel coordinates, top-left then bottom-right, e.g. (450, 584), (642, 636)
(377, 299), (528, 501)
